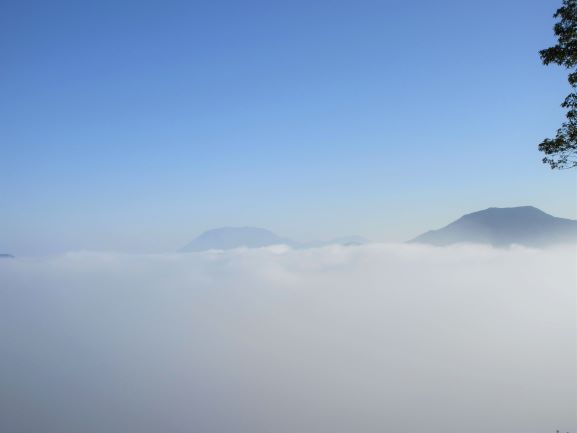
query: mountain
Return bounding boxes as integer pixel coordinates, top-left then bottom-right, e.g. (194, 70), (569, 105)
(181, 227), (368, 252)
(181, 227), (295, 252)
(410, 206), (577, 247)
(0, 254), (14, 259)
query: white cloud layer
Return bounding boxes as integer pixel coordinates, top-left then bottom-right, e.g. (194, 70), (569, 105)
(0, 244), (575, 433)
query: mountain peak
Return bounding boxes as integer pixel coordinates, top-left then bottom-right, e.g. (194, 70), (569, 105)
(180, 228), (370, 252)
(410, 206), (577, 247)
(181, 227), (293, 252)
(464, 205), (548, 217)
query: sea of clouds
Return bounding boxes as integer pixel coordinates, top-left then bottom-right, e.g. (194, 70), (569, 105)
(0, 243), (575, 433)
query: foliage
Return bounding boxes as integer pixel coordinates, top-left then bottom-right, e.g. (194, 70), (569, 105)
(539, 0), (577, 169)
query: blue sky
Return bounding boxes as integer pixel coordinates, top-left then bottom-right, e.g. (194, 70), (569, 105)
(1, 0), (575, 255)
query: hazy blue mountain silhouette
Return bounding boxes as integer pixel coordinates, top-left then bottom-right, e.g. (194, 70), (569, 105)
(181, 227), (294, 252)
(181, 227), (368, 252)
(0, 254), (14, 259)
(410, 206), (577, 247)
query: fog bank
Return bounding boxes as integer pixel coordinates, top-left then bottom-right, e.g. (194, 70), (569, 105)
(0, 244), (575, 433)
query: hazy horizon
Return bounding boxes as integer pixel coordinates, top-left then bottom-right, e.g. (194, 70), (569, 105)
(2, 203), (577, 256)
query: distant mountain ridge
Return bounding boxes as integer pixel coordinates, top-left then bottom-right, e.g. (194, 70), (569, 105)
(181, 227), (368, 252)
(181, 227), (294, 252)
(0, 254), (14, 259)
(410, 206), (577, 247)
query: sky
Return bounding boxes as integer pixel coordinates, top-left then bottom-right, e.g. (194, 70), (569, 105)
(1, 0), (576, 255)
